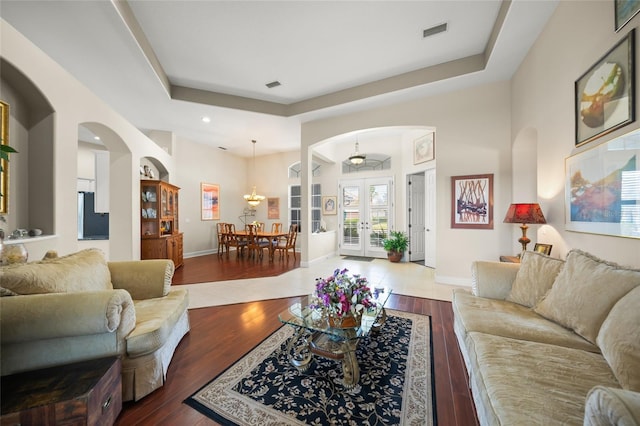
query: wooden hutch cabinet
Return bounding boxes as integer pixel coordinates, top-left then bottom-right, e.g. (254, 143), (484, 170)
(140, 180), (183, 268)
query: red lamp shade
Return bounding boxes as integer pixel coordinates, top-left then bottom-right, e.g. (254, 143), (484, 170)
(503, 203), (547, 225)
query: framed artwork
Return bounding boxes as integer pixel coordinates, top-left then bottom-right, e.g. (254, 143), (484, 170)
(201, 183), (220, 221)
(451, 174), (494, 229)
(533, 243), (553, 256)
(322, 196), (337, 215)
(1, 100), (9, 214)
(565, 127), (640, 239)
(615, 0), (640, 32)
(267, 197), (279, 219)
(575, 29), (635, 146)
(414, 132), (435, 164)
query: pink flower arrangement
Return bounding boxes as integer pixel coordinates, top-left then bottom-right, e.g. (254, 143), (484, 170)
(312, 268), (374, 318)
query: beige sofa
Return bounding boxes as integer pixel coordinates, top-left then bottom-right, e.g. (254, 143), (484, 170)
(453, 249), (640, 425)
(0, 248), (190, 401)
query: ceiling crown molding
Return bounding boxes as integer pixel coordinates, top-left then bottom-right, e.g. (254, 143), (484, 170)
(111, 0), (511, 118)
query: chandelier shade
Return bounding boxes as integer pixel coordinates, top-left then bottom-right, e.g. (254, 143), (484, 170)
(348, 141), (366, 165)
(244, 140), (265, 207)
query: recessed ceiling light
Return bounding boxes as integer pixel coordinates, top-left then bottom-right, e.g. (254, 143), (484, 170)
(94, 136), (101, 141)
(423, 22), (447, 38)
(201, 116), (211, 123)
(266, 81), (281, 89)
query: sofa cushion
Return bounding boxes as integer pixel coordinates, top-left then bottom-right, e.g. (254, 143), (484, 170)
(467, 331), (620, 426)
(596, 286), (640, 392)
(506, 250), (565, 307)
(0, 249), (112, 295)
(534, 249), (640, 344)
(453, 289), (598, 353)
(584, 386), (640, 426)
(126, 288), (189, 357)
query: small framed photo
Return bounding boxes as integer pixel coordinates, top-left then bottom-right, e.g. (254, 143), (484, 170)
(575, 29), (635, 146)
(267, 197), (279, 219)
(201, 183), (220, 221)
(615, 0), (640, 32)
(322, 196), (337, 215)
(450, 174), (493, 229)
(533, 243), (552, 256)
(413, 132), (435, 164)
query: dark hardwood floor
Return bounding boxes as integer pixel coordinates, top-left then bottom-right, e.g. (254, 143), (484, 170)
(116, 254), (478, 425)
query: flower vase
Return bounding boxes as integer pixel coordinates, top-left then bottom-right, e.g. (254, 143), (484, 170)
(328, 312), (361, 329)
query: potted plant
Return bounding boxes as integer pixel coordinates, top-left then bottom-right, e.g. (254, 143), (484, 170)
(382, 231), (409, 262)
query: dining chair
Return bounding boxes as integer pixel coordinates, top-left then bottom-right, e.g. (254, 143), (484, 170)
(271, 222), (283, 233)
(256, 222), (265, 232)
(246, 224), (270, 260)
(225, 223), (248, 258)
(275, 223), (298, 260)
(216, 222), (227, 257)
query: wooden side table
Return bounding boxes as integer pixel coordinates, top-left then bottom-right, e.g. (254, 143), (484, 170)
(1, 357), (122, 426)
(499, 255), (521, 263)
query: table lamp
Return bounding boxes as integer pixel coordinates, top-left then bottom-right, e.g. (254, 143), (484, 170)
(503, 203), (547, 255)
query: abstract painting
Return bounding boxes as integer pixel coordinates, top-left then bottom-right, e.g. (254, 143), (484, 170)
(566, 128), (640, 238)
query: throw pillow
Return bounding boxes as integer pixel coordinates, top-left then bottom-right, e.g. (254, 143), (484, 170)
(534, 249), (640, 344)
(506, 250), (565, 307)
(0, 248), (112, 295)
(0, 286), (18, 297)
(596, 286), (640, 392)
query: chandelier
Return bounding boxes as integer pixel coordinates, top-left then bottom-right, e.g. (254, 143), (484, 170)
(349, 141), (366, 165)
(244, 140), (266, 207)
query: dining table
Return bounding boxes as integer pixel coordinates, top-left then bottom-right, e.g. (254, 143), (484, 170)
(223, 229), (287, 260)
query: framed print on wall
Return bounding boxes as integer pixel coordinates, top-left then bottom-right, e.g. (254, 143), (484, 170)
(451, 174), (494, 229)
(267, 197), (279, 219)
(414, 132), (435, 164)
(575, 29), (635, 146)
(565, 127), (640, 239)
(201, 183), (220, 220)
(322, 196), (337, 215)
(615, 0), (640, 32)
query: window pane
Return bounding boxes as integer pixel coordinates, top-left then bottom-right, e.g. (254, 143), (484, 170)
(370, 184), (388, 206)
(343, 210), (360, 244)
(343, 186), (359, 207)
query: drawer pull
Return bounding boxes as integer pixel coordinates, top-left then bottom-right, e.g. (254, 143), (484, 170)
(102, 395), (112, 412)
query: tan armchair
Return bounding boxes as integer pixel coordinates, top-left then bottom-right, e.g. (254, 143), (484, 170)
(0, 249), (189, 402)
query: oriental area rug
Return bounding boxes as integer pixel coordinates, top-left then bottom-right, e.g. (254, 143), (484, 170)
(185, 310), (435, 425)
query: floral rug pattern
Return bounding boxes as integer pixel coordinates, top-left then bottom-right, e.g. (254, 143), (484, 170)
(185, 310), (433, 425)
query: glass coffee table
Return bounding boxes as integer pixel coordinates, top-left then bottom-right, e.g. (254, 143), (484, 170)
(278, 288), (392, 388)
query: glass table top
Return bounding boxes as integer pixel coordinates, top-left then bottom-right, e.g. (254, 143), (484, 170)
(278, 288), (392, 339)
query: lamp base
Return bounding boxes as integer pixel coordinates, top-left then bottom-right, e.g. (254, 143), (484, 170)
(518, 223), (530, 254)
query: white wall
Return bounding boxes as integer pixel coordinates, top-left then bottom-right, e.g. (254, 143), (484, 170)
(173, 137), (248, 256)
(302, 81), (513, 284)
(511, 0), (640, 268)
(1, 20), (172, 261)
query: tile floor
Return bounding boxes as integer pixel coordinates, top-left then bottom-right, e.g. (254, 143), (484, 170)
(182, 255), (467, 309)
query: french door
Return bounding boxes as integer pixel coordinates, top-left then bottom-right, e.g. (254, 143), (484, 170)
(339, 177), (394, 258)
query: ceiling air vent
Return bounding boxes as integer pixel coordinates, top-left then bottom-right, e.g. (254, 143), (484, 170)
(265, 80), (281, 89)
(423, 23), (447, 38)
